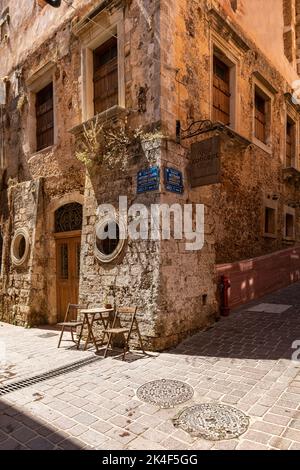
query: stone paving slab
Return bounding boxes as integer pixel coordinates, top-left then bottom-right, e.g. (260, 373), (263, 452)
(1, 282), (300, 449)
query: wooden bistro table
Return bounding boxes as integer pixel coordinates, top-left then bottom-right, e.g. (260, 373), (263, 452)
(77, 307), (114, 352)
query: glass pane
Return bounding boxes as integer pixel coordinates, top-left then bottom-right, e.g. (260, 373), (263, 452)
(76, 242), (80, 279)
(60, 244), (68, 279)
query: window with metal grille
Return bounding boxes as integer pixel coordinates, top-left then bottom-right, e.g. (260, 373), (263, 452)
(36, 82), (54, 151)
(286, 118), (295, 167)
(55, 203), (83, 233)
(93, 37), (118, 115)
(213, 56), (231, 126)
(255, 91), (266, 143)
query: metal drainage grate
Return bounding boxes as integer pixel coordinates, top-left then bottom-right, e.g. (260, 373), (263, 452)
(173, 403), (250, 441)
(0, 356), (101, 396)
(137, 379), (194, 408)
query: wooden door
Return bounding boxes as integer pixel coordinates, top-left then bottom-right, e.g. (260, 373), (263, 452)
(56, 236), (81, 322)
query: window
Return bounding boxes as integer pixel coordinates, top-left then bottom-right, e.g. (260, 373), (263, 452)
(95, 217), (125, 263)
(255, 91), (267, 143)
(93, 37), (118, 115)
(213, 56), (231, 126)
(55, 203), (83, 233)
(11, 228), (30, 266)
(285, 213), (295, 238)
(284, 206), (296, 240)
(286, 117), (295, 167)
(96, 222), (120, 256)
(76, 6), (125, 123)
(36, 82), (54, 151)
(264, 207), (276, 236)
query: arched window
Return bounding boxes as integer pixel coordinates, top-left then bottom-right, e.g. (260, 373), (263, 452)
(54, 203), (83, 233)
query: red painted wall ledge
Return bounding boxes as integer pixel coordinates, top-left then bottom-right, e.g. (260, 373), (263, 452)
(216, 246), (300, 309)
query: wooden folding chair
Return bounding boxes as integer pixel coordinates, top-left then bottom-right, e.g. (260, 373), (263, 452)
(103, 306), (145, 360)
(57, 303), (85, 348)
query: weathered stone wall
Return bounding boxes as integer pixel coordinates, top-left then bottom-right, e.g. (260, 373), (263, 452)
(157, 139), (219, 350)
(0, 179), (46, 326)
(1, 0), (300, 350)
(160, 0), (300, 266)
(79, 141), (161, 349)
(0, 0), (163, 331)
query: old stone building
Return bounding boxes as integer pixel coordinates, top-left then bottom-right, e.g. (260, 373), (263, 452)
(1, 0), (300, 350)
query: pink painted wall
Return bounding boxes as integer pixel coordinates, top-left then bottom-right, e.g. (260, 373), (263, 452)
(216, 246), (300, 309)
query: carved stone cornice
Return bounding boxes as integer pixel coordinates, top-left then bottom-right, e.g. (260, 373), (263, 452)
(71, 0), (125, 37)
(208, 7), (250, 52)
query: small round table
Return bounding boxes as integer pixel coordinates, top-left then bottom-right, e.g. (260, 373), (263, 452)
(77, 307), (114, 351)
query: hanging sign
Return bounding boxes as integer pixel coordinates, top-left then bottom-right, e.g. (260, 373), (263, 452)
(190, 136), (221, 187)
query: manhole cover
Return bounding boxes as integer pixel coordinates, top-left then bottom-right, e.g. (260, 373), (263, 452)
(173, 404), (249, 441)
(136, 379), (194, 408)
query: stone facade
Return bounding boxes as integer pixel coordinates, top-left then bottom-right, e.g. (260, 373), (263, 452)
(1, 0), (300, 350)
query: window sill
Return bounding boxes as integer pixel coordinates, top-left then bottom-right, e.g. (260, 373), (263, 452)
(29, 145), (56, 160)
(69, 106), (127, 136)
(283, 236), (296, 242)
(252, 137), (272, 155)
(263, 233), (277, 239)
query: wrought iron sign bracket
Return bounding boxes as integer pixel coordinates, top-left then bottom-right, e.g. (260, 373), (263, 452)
(176, 119), (225, 142)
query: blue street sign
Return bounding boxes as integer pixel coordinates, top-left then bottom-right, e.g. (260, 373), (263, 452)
(164, 167), (184, 194)
(137, 166), (160, 193)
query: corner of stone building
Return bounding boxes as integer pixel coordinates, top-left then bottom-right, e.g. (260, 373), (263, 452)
(144, 138), (220, 351)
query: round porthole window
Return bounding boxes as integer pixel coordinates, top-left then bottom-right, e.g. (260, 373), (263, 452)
(11, 228), (30, 266)
(95, 217), (125, 263)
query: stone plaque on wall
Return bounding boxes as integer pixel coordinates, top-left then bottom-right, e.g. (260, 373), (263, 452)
(190, 136), (221, 187)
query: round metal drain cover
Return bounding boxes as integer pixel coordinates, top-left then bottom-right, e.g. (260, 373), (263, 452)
(137, 379), (194, 408)
(174, 404), (249, 441)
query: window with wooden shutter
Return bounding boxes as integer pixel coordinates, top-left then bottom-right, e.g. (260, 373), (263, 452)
(255, 92), (266, 143)
(36, 82), (54, 151)
(286, 118), (294, 167)
(213, 56), (231, 126)
(93, 37), (118, 115)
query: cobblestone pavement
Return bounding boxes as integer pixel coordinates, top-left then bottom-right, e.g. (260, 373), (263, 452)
(1, 283), (300, 450)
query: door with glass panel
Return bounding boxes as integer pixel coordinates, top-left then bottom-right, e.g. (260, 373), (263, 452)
(56, 236), (81, 322)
